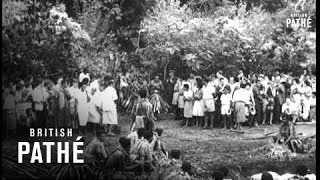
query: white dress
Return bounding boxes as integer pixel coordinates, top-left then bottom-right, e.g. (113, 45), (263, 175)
(192, 88), (204, 117)
(178, 81), (190, 108)
(220, 93), (232, 115)
(183, 90), (194, 118)
(75, 90), (89, 126)
(88, 91), (102, 124)
(101, 86), (118, 125)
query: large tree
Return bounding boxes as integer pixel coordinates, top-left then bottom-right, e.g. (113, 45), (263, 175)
(139, 0), (316, 76)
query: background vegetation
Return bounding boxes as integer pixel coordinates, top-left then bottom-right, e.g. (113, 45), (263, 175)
(2, 0), (316, 80)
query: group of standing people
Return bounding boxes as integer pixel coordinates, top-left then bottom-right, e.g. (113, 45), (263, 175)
(167, 70), (316, 130)
(2, 68), (119, 136)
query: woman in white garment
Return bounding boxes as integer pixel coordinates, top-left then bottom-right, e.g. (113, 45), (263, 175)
(101, 75), (118, 136)
(88, 78), (102, 135)
(75, 78), (90, 134)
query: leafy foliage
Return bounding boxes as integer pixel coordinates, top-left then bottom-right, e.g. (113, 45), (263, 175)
(2, 0), (316, 79)
(140, 0), (316, 76)
(2, 0), (90, 79)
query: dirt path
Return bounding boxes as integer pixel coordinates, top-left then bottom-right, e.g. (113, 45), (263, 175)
(2, 112), (316, 179)
(104, 112), (316, 179)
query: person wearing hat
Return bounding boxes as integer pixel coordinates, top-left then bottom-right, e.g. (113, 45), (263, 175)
(101, 75), (118, 136)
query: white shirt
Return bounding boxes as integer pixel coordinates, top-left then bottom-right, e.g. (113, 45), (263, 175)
(202, 84), (215, 99)
(90, 79), (99, 90)
(68, 86), (79, 103)
(75, 89), (88, 106)
(221, 93), (232, 105)
(232, 88), (250, 104)
(91, 90), (102, 108)
(230, 83), (238, 95)
(183, 90), (193, 100)
(310, 97), (316, 106)
(79, 72), (90, 83)
(101, 86), (118, 111)
(32, 85), (50, 111)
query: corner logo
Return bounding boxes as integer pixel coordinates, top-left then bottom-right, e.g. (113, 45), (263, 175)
(286, 0), (311, 29)
(295, 0), (307, 11)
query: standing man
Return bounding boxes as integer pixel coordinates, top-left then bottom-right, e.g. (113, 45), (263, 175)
(274, 76), (286, 124)
(32, 78), (50, 128)
(57, 79), (71, 127)
(68, 78), (79, 130)
(252, 79), (264, 126)
(232, 83), (250, 130)
(130, 89), (156, 132)
(202, 78), (216, 129)
(165, 70), (176, 113)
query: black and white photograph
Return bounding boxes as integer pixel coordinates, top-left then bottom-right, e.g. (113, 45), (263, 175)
(1, 0), (317, 179)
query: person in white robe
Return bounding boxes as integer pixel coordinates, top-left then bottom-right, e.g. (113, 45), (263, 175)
(101, 75), (118, 136)
(75, 79), (90, 134)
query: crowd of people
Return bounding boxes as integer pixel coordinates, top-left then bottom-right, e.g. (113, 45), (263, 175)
(1, 65), (316, 179)
(118, 68), (316, 131)
(2, 65), (316, 136)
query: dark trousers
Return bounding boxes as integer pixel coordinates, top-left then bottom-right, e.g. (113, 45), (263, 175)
(255, 102), (263, 125)
(176, 108), (183, 120)
(35, 110), (47, 128)
(222, 114), (231, 129)
(215, 101), (221, 127)
(173, 105), (180, 120)
(273, 97), (281, 124)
